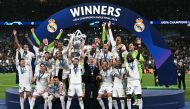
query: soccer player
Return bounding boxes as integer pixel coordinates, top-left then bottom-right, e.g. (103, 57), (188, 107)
(48, 76), (65, 109)
(30, 28), (63, 53)
(66, 58), (84, 109)
(16, 49), (32, 109)
(112, 60), (126, 109)
(13, 29), (35, 82)
(30, 63), (51, 109)
(97, 44), (114, 69)
(97, 61), (113, 109)
(126, 48), (143, 109)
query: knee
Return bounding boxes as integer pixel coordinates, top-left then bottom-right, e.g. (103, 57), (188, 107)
(137, 94), (142, 99)
(78, 97), (83, 101)
(108, 97), (112, 101)
(127, 94), (132, 99)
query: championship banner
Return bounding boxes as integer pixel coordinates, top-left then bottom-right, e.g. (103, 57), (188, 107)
(30, 2), (177, 85)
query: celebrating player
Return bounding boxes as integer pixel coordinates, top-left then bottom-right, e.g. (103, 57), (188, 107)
(30, 63), (51, 109)
(126, 47), (143, 109)
(97, 61), (113, 109)
(16, 49), (32, 109)
(48, 76), (65, 109)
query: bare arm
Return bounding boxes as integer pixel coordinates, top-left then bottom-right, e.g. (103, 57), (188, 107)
(13, 29), (22, 49)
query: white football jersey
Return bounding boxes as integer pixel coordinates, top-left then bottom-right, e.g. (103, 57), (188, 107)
(34, 71), (50, 89)
(19, 48), (35, 66)
(125, 59), (140, 81)
(17, 65), (31, 86)
(100, 68), (113, 84)
(69, 66), (83, 84)
(113, 68), (126, 84)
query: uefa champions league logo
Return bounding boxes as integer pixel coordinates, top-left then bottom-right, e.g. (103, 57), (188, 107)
(47, 19), (58, 33)
(134, 18), (145, 32)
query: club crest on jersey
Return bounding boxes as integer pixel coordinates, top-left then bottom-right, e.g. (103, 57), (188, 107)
(47, 19), (57, 33)
(134, 18), (145, 32)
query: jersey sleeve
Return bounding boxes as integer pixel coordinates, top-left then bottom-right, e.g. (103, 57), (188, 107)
(32, 32), (41, 46)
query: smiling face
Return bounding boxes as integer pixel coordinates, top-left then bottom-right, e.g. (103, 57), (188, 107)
(116, 36), (121, 45)
(43, 38), (49, 46)
(23, 45), (29, 52)
(128, 43), (135, 51)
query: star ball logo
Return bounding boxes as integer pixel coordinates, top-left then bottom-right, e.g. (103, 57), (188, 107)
(47, 19), (57, 33)
(134, 18), (145, 32)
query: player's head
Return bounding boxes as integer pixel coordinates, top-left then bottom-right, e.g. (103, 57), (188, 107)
(116, 36), (122, 44)
(94, 37), (100, 44)
(44, 52), (50, 59)
(102, 60), (108, 70)
(73, 57), (79, 67)
(40, 63), (47, 72)
(91, 43), (96, 51)
(128, 43), (135, 51)
(127, 53), (134, 63)
(115, 59), (122, 68)
(19, 58), (25, 66)
(57, 51), (63, 59)
(43, 38), (49, 46)
(58, 40), (63, 48)
(53, 76), (59, 85)
(23, 44), (29, 52)
(103, 44), (109, 52)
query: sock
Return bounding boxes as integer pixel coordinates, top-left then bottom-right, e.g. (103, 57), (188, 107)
(48, 95), (54, 109)
(78, 98), (84, 109)
(20, 97), (24, 109)
(97, 98), (105, 109)
(121, 100), (125, 109)
(30, 98), (35, 109)
(113, 99), (118, 109)
(108, 97), (112, 109)
(138, 99), (143, 109)
(44, 99), (48, 109)
(66, 97), (72, 109)
(127, 99), (131, 109)
(60, 96), (65, 109)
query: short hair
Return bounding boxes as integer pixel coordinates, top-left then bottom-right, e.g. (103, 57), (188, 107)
(53, 76), (59, 79)
(19, 58), (25, 62)
(102, 60), (108, 64)
(45, 52), (49, 54)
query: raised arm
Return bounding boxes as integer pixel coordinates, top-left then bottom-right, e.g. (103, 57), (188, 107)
(31, 28), (41, 46)
(13, 29), (22, 49)
(15, 49), (19, 69)
(25, 33), (34, 46)
(48, 29), (63, 48)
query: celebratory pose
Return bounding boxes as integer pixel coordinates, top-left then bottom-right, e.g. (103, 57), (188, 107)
(16, 50), (32, 109)
(30, 63), (51, 109)
(126, 48), (143, 109)
(97, 61), (113, 109)
(13, 29), (35, 82)
(31, 28), (63, 53)
(66, 58), (84, 109)
(112, 60), (126, 109)
(48, 76), (65, 109)
(83, 56), (100, 109)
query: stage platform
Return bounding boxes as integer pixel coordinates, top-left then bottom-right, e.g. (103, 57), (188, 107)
(5, 88), (185, 109)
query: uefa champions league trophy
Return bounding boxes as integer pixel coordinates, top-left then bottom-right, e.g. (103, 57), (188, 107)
(67, 30), (86, 58)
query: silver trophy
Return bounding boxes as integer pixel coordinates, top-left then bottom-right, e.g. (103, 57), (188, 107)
(67, 30), (86, 58)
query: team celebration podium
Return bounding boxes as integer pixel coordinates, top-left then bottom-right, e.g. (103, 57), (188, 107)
(5, 88), (185, 109)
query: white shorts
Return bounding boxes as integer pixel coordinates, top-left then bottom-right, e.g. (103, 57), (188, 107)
(112, 83), (125, 97)
(68, 84), (83, 97)
(126, 80), (142, 95)
(33, 88), (48, 98)
(98, 83), (112, 94)
(19, 84), (31, 93)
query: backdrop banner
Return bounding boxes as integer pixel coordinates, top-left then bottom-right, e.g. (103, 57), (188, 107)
(30, 2), (177, 85)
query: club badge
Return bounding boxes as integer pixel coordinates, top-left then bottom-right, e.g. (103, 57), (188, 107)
(134, 18), (145, 32)
(47, 19), (57, 33)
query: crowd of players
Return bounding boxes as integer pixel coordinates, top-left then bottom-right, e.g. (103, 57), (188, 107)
(13, 22), (144, 109)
